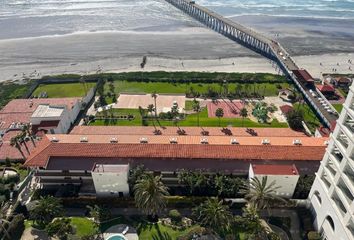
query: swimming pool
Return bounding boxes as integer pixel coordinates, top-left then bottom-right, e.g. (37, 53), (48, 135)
(106, 234), (127, 240)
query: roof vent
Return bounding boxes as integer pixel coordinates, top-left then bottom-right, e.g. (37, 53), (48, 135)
(230, 138), (239, 145)
(201, 138), (208, 144)
(169, 137), (178, 144)
(80, 136), (88, 143)
(293, 139), (302, 145)
(140, 137), (148, 144)
(261, 139), (270, 145)
(110, 137), (118, 143)
(50, 137), (59, 142)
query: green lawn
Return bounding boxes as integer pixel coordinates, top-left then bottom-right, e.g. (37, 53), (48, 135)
(91, 108), (288, 128)
(185, 100), (194, 111)
(32, 82), (95, 98)
(24, 218), (97, 237)
(107, 80), (289, 97)
(293, 103), (321, 132)
(332, 103), (343, 113)
(70, 217), (97, 237)
(24, 220), (34, 229)
(0, 81), (32, 109)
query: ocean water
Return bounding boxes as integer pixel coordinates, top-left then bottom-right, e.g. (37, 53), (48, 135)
(0, 0), (354, 39)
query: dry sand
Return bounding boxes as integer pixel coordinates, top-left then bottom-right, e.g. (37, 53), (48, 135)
(0, 27), (353, 81)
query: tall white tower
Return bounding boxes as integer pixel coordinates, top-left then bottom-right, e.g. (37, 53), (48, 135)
(309, 81), (354, 240)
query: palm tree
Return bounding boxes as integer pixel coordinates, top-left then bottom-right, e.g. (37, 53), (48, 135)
(19, 132), (30, 155)
(87, 205), (111, 224)
(134, 173), (169, 220)
(244, 176), (287, 212)
(240, 107), (248, 127)
(79, 76), (88, 96)
(0, 202), (10, 240)
(215, 108), (224, 127)
(29, 196), (64, 227)
(147, 104), (157, 131)
(192, 98), (201, 127)
(241, 205), (267, 240)
(22, 123), (36, 147)
(192, 197), (232, 234)
(10, 136), (25, 159)
(151, 92), (158, 119)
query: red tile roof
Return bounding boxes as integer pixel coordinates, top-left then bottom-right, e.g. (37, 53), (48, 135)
(293, 69), (314, 83)
(252, 164), (299, 175)
(0, 139), (37, 161)
(24, 135), (327, 168)
(0, 98), (80, 114)
(71, 126), (307, 137)
(0, 98), (80, 130)
(43, 134), (328, 146)
(316, 84), (335, 93)
(0, 113), (32, 130)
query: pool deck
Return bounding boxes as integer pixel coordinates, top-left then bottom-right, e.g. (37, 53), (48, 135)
(104, 224), (139, 240)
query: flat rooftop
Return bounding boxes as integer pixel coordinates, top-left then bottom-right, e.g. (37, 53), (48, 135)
(92, 164), (129, 173)
(31, 105), (65, 118)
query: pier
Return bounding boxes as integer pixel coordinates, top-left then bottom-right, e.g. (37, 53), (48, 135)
(165, 0), (338, 129)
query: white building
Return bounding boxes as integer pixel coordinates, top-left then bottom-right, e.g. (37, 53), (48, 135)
(91, 164), (130, 197)
(249, 164), (300, 198)
(309, 82), (354, 240)
(30, 103), (80, 134)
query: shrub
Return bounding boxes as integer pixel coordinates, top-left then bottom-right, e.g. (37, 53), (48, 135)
(286, 109), (304, 130)
(307, 231), (321, 240)
(3, 174), (20, 184)
(169, 209), (182, 224)
(7, 214), (25, 240)
(46, 218), (73, 240)
(267, 232), (281, 240)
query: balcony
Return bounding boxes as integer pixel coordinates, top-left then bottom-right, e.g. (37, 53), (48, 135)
(337, 130), (349, 149)
(326, 160), (337, 178)
(337, 179), (354, 206)
(321, 172), (331, 190)
(347, 220), (354, 239)
(343, 114), (354, 134)
(344, 165), (354, 186)
(331, 191), (348, 217)
(331, 144), (344, 164)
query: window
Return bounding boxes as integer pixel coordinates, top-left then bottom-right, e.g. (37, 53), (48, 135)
(314, 191), (322, 204)
(325, 216), (335, 232)
(347, 220), (354, 238)
(337, 179), (354, 205)
(321, 172), (331, 189)
(344, 165), (354, 186)
(326, 159), (337, 178)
